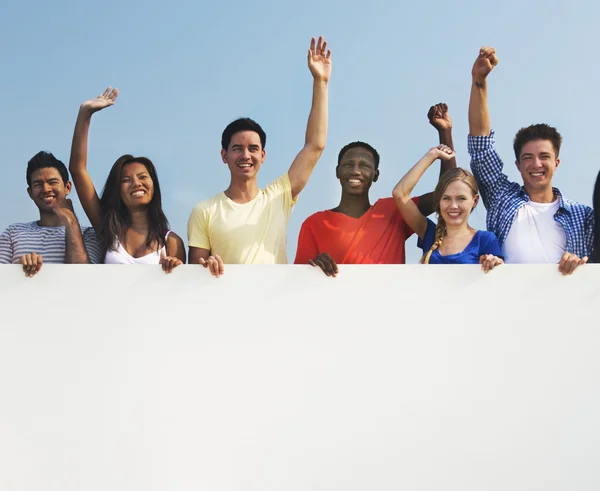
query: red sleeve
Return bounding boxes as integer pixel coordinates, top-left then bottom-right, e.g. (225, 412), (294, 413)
(294, 218), (319, 264)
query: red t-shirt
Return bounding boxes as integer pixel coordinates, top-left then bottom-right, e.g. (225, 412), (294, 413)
(294, 197), (418, 265)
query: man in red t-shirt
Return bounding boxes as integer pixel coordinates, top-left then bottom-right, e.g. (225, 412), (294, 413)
(294, 104), (457, 275)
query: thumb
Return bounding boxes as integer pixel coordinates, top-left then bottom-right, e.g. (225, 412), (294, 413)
(159, 249), (166, 264)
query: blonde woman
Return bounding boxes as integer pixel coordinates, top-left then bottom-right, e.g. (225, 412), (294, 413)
(393, 145), (503, 271)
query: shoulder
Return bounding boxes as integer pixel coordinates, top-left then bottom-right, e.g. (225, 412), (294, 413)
(3, 221), (38, 235)
(562, 197), (593, 215)
(167, 231), (185, 246)
(301, 209), (331, 225)
(190, 193), (224, 215)
(264, 173), (291, 194)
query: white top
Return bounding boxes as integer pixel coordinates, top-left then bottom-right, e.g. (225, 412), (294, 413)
(503, 199), (566, 264)
(104, 231), (170, 264)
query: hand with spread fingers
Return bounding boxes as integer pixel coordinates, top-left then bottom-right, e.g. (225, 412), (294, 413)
(199, 254), (224, 278)
(80, 87), (119, 115)
(472, 46), (498, 83)
(309, 252), (339, 277)
(160, 250), (183, 274)
(428, 144), (455, 161)
(307, 36), (332, 83)
(20, 252), (43, 278)
(479, 254), (504, 273)
(558, 252), (587, 275)
(428, 103), (452, 132)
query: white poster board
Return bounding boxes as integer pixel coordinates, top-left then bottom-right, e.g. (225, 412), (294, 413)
(0, 264), (599, 490)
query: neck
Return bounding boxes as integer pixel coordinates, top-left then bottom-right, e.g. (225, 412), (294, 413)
(225, 176), (260, 203)
(526, 185), (555, 204)
(332, 192), (372, 218)
(128, 208), (150, 231)
(444, 222), (473, 238)
(37, 211), (63, 227)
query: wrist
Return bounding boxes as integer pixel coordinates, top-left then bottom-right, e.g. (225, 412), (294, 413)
(472, 77), (487, 88)
(313, 78), (329, 87)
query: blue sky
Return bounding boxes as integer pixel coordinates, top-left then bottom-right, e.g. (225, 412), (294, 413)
(2, 0), (599, 264)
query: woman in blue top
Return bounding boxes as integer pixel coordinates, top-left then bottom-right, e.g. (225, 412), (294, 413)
(393, 144), (503, 271)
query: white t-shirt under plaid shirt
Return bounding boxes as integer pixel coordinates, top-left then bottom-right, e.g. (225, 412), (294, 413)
(0, 221), (102, 264)
(468, 131), (594, 260)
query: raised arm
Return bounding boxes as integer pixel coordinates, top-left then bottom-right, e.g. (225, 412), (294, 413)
(52, 198), (89, 264)
(468, 47), (498, 136)
(393, 145), (456, 239)
(417, 104), (458, 215)
(69, 87), (119, 232)
(288, 36), (331, 200)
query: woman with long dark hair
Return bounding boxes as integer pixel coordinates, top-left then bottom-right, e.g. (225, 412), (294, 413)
(69, 88), (185, 271)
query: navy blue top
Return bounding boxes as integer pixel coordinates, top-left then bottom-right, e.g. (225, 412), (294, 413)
(417, 219), (503, 264)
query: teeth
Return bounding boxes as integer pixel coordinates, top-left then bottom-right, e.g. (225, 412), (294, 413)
(132, 191), (145, 197)
(348, 179), (360, 184)
(238, 163), (252, 168)
(531, 172), (544, 176)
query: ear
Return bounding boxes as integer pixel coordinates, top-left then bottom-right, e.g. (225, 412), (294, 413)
(555, 157), (560, 170)
(27, 187), (33, 200)
(472, 194), (480, 210)
(261, 149), (266, 163)
(221, 149), (227, 164)
(65, 181), (72, 195)
(373, 169), (380, 183)
(515, 159), (521, 172)
(335, 165), (341, 180)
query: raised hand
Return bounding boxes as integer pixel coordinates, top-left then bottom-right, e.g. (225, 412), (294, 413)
(472, 46), (498, 83)
(20, 252), (43, 277)
(480, 254), (503, 273)
(307, 36), (332, 82)
(309, 252), (338, 277)
(428, 103), (452, 131)
(428, 144), (455, 161)
(80, 87), (119, 115)
(199, 254), (224, 278)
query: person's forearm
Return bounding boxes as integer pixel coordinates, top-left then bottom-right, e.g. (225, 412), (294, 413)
(69, 109), (93, 175)
(468, 79), (491, 136)
(438, 128), (457, 174)
(63, 215), (89, 264)
(304, 80), (328, 152)
(393, 153), (437, 203)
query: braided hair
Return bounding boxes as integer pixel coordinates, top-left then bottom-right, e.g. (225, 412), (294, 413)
(421, 168), (479, 264)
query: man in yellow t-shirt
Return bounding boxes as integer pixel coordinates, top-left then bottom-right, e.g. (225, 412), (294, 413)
(187, 36), (332, 277)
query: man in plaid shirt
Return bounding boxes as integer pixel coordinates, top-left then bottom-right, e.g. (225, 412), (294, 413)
(467, 46), (593, 275)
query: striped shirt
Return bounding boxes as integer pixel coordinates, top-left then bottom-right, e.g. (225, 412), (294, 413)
(468, 131), (594, 259)
(0, 221), (102, 264)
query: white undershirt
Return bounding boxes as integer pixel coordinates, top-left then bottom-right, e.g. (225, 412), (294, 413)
(503, 199), (566, 264)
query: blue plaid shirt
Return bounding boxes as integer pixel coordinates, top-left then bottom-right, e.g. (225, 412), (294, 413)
(468, 131), (594, 259)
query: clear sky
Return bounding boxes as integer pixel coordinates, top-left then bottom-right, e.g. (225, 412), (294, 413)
(2, 0), (599, 264)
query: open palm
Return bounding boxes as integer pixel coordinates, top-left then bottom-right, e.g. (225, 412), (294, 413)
(81, 87), (119, 113)
(308, 36), (332, 82)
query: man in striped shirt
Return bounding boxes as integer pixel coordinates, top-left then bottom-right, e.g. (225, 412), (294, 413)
(0, 151), (101, 276)
(468, 46), (593, 275)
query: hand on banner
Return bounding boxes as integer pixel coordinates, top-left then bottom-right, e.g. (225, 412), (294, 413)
(160, 250), (183, 274)
(200, 254), (224, 278)
(558, 252), (587, 275)
(20, 252), (43, 278)
(479, 254), (503, 273)
(309, 252), (338, 277)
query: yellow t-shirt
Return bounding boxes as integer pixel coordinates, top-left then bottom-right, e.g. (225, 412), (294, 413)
(187, 173), (298, 264)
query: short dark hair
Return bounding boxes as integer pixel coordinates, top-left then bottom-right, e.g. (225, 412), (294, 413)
(337, 141), (380, 169)
(26, 151), (69, 187)
(513, 124), (562, 161)
(221, 118), (266, 150)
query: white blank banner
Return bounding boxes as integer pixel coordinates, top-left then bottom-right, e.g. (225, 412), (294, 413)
(0, 264), (599, 491)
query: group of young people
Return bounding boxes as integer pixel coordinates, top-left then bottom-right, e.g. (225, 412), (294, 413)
(1, 41), (599, 278)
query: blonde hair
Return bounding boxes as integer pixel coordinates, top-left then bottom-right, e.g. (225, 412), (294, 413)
(421, 168), (479, 264)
